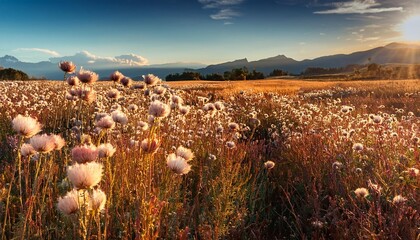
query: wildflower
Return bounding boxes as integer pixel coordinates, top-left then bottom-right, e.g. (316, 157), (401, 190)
(90, 189), (106, 212)
(208, 154), (217, 161)
(372, 115), (383, 124)
(171, 95), (183, 105)
(111, 110), (128, 125)
(154, 86), (166, 95)
(137, 121), (149, 131)
(29, 134), (56, 153)
(120, 76), (132, 87)
(214, 101), (225, 111)
(80, 89), (96, 103)
(77, 69), (99, 84)
(67, 162), (103, 189)
(57, 189), (80, 215)
(143, 74), (161, 86)
(352, 143), (364, 152)
(264, 160), (275, 170)
(392, 195), (407, 204)
(12, 115), (42, 138)
(66, 76), (80, 86)
(21, 143), (36, 157)
(107, 89), (121, 100)
(149, 100), (170, 118)
(179, 105), (190, 115)
(71, 145), (99, 164)
(166, 153), (191, 175)
(128, 104), (138, 111)
(226, 141), (236, 149)
(176, 146), (194, 161)
(96, 115), (115, 130)
(406, 167), (419, 177)
(354, 187), (369, 198)
(59, 61), (76, 73)
(98, 143), (116, 158)
(140, 138), (160, 154)
(110, 70), (124, 83)
(228, 122), (240, 132)
(51, 134), (66, 150)
(332, 162), (343, 170)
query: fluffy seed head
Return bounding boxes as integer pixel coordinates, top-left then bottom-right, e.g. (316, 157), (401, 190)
(352, 143), (364, 152)
(96, 115), (115, 130)
(166, 153), (191, 175)
(176, 146), (194, 161)
(107, 89), (121, 100)
(98, 143), (116, 158)
(120, 76), (132, 87)
(57, 189), (80, 215)
(66, 76), (80, 86)
(29, 134), (56, 153)
(392, 195), (407, 204)
(12, 115), (42, 138)
(71, 145), (99, 164)
(110, 71), (124, 82)
(90, 189), (106, 212)
(354, 188), (369, 198)
(51, 134), (66, 150)
(140, 138), (160, 154)
(77, 69), (99, 84)
(67, 162), (103, 189)
(59, 61), (76, 73)
(21, 143), (36, 157)
(149, 100), (170, 118)
(111, 110), (128, 125)
(264, 160), (275, 170)
(143, 74), (161, 86)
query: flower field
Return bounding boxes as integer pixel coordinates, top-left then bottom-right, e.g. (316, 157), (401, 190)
(0, 64), (418, 239)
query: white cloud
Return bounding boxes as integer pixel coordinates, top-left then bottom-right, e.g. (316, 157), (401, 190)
(314, 0), (403, 14)
(49, 51), (149, 67)
(14, 48), (60, 56)
(198, 0), (244, 9)
(210, 8), (240, 20)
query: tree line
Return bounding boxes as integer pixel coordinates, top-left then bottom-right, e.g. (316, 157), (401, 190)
(0, 67), (29, 80)
(165, 67), (288, 81)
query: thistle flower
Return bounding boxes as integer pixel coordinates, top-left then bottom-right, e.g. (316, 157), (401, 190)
(137, 121), (149, 131)
(406, 167), (419, 177)
(29, 134), (56, 153)
(67, 162), (103, 189)
(21, 143), (36, 157)
(354, 187), (369, 198)
(110, 70), (124, 83)
(352, 143), (363, 152)
(59, 61), (76, 74)
(140, 138), (160, 154)
(166, 153), (191, 175)
(107, 89), (121, 100)
(98, 143), (116, 158)
(176, 146), (194, 161)
(111, 110), (128, 125)
(90, 189), (106, 212)
(57, 189), (80, 215)
(12, 114), (42, 138)
(171, 95), (183, 105)
(80, 89), (96, 103)
(149, 100), (170, 118)
(66, 76), (80, 86)
(179, 105), (190, 115)
(51, 134), (66, 150)
(214, 101), (225, 111)
(264, 160), (275, 170)
(228, 122), (240, 132)
(143, 74), (161, 86)
(120, 76), (132, 87)
(225, 141), (236, 149)
(77, 69), (99, 84)
(96, 115), (115, 130)
(392, 195), (407, 204)
(154, 86), (166, 95)
(71, 145), (99, 164)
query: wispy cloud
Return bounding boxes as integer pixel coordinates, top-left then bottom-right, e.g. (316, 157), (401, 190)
(314, 0), (403, 14)
(49, 51), (149, 67)
(198, 0), (244, 23)
(14, 48), (60, 56)
(210, 8), (240, 20)
(198, 0), (244, 9)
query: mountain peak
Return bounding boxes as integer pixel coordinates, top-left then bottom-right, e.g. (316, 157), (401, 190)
(1, 55), (19, 63)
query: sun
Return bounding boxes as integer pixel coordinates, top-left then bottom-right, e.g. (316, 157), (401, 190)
(401, 15), (420, 41)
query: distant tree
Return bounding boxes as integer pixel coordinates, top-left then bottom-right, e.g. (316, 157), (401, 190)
(165, 71), (203, 81)
(205, 73), (224, 81)
(0, 68), (29, 80)
(269, 69), (288, 77)
(247, 70), (265, 80)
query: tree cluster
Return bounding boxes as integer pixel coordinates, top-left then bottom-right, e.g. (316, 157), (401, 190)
(0, 68), (29, 80)
(166, 67), (278, 81)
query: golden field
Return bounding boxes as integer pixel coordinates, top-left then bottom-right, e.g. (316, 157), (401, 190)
(0, 75), (418, 239)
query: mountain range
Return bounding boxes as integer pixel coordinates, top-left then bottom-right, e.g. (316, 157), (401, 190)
(1, 42), (420, 80)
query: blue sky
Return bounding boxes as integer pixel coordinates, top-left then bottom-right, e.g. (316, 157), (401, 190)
(0, 0), (419, 65)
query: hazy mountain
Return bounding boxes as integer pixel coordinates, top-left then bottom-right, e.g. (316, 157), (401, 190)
(1, 42), (420, 79)
(198, 42), (420, 75)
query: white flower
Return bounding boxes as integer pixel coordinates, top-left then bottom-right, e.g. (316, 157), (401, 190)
(67, 162), (103, 189)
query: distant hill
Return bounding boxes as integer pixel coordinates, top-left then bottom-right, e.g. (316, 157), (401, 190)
(1, 42), (420, 79)
(198, 42), (420, 75)
(0, 67), (29, 80)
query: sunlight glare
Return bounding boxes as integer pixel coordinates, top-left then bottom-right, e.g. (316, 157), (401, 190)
(402, 15), (420, 41)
